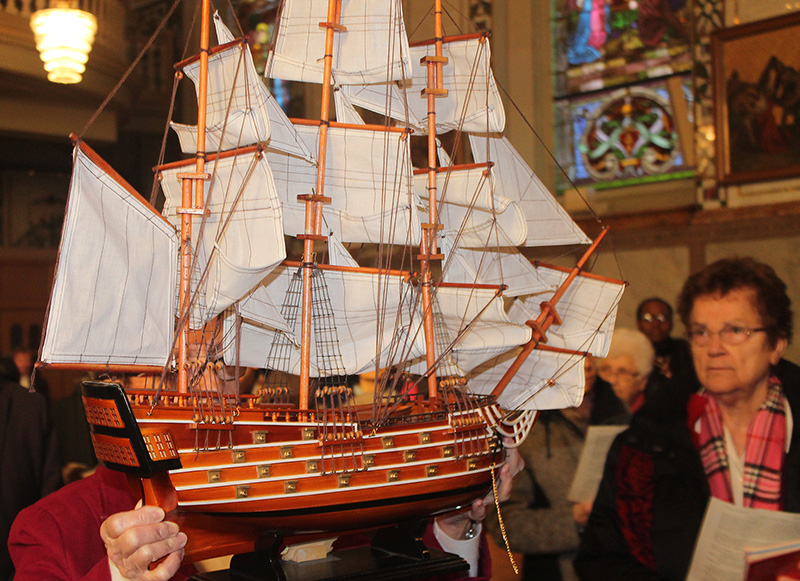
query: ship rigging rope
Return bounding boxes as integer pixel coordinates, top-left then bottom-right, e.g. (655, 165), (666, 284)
(375, 32), (497, 395)
(372, 129), (415, 387)
(375, 288), (500, 419)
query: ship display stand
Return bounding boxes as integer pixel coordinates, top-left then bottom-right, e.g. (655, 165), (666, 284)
(189, 521), (468, 580)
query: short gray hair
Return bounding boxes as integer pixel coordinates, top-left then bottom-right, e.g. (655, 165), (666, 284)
(604, 328), (655, 377)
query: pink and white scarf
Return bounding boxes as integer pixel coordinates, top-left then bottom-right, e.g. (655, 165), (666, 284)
(692, 379), (786, 510)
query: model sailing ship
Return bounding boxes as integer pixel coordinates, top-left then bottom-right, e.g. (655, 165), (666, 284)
(37, 0), (626, 560)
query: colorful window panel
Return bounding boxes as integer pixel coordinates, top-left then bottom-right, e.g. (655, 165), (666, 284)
(552, 0), (693, 98)
(555, 78), (694, 189)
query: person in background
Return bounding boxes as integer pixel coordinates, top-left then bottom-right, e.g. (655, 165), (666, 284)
(0, 362), (61, 580)
(11, 347), (50, 401)
(636, 297), (696, 397)
(576, 257), (800, 580)
(597, 328), (655, 417)
(0, 354), (20, 384)
(485, 355), (627, 581)
(51, 378), (98, 484)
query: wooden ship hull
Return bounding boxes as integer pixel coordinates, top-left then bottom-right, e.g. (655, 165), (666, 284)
(83, 381), (505, 535)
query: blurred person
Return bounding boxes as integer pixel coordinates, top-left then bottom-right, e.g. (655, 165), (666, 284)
(51, 379), (98, 484)
(1, 369), (61, 580)
(576, 257), (800, 580)
(12, 347), (50, 401)
(636, 297), (696, 393)
(485, 355), (627, 580)
(0, 354), (20, 384)
(597, 328), (655, 417)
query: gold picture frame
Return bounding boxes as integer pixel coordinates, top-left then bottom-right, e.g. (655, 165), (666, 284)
(713, 12), (800, 185)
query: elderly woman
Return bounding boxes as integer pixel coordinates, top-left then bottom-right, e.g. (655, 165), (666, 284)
(597, 328), (655, 418)
(575, 257), (799, 580)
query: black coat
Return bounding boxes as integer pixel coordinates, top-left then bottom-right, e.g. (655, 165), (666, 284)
(575, 361), (800, 580)
(0, 379), (61, 580)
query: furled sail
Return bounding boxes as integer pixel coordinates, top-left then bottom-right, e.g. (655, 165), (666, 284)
(265, 0), (412, 85)
(41, 143), (178, 367)
(159, 150), (285, 327)
(268, 123), (420, 245)
(341, 34), (505, 134)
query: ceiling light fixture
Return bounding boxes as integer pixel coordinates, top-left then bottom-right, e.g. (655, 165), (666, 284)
(30, 2), (97, 84)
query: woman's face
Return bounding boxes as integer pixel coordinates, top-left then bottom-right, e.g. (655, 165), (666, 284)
(599, 353), (647, 406)
(689, 288), (787, 400)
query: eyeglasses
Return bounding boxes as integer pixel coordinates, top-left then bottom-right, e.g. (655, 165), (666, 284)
(687, 325), (768, 346)
(639, 312), (669, 324)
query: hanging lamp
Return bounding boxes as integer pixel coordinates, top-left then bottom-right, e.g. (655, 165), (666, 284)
(30, 2), (97, 84)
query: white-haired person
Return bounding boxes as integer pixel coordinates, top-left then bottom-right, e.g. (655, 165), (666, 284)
(597, 328), (656, 419)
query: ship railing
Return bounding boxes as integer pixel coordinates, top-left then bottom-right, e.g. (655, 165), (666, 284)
(370, 409), (450, 428)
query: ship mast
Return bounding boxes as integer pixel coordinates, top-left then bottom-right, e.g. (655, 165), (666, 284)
(419, 0), (447, 400)
(176, 0), (212, 394)
(296, 0), (342, 409)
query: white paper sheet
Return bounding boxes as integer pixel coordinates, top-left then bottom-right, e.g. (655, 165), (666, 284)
(687, 497), (800, 581)
(567, 425), (627, 503)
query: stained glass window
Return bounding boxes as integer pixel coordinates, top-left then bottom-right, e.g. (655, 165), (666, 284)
(552, 0), (695, 190)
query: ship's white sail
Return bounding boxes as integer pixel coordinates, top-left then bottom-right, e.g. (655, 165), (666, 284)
(333, 89), (367, 126)
(268, 123), (420, 245)
(458, 263), (624, 410)
(266, 0), (412, 85)
(41, 145), (179, 367)
(440, 235), (544, 297)
(469, 133), (591, 247)
(509, 264), (626, 357)
(415, 166), (527, 248)
(340, 35), (505, 134)
(232, 267), (534, 379)
(171, 15), (315, 163)
(408, 285), (532, 376)
(468, 347), (587, 411)
(159, 151), (285, 327)
(326, 234), (360, 267)
(171, 16), (271, 154)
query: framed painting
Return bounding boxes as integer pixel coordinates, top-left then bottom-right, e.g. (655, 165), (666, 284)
(713, 12), (800, 184)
